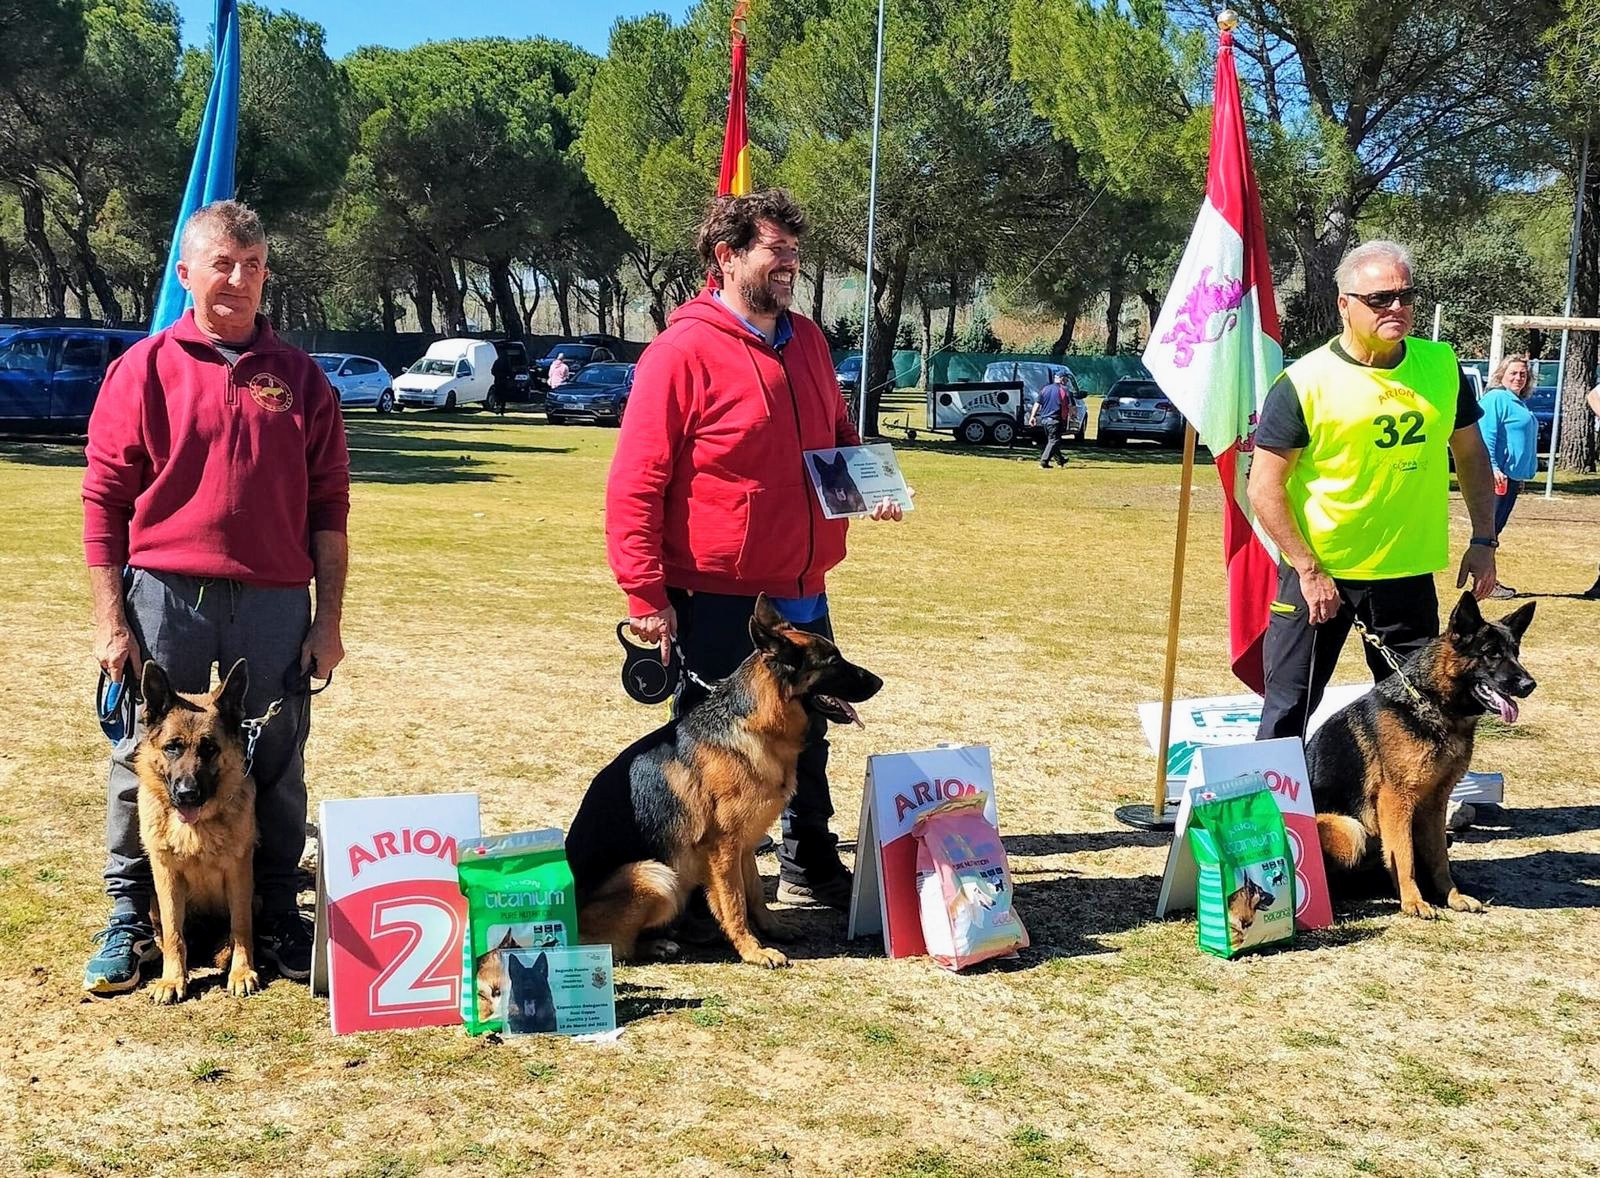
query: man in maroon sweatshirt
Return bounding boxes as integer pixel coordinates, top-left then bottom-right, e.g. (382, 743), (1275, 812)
(81, 200), (350, 995)
(607, 190), (901, 915)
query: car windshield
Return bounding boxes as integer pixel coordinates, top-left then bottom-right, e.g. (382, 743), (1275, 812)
(837, 356), (861, 375)
(314, 356), (342, 373)
(0, 338), (51, 373)
(407, 358), (455, 376)
(572, 364), (630, 385)
(547, 344), (588, 360)
(1109, 383), (1162, 400)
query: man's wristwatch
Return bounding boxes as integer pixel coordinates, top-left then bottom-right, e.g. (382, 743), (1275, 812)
(1469, 536), (1500, 548)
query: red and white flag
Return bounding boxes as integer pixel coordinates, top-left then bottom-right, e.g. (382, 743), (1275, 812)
(1142, 20), (1283, 693)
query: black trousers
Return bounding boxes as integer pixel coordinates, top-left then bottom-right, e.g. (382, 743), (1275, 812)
(667, 588), (843, 883)
(1257, 562), (1439, 741)
(1038, 419), (1067, 467)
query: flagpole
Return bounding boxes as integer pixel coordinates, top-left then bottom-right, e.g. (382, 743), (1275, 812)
(1152, 423), (1198, 820)
(1544, 126), (1589, 499)
(857, 0), (887, 439)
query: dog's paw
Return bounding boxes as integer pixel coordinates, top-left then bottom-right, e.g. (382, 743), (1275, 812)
(1400, 897), (1439, 920)
(741, 945), (791, 969)
(639, 938), (681, 962)
(1447, 890), (1485, 914)
(227, 967), (261, 997)
(147, 977), (187, 1005)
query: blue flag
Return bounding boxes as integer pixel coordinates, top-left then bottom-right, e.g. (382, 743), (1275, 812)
(150, 0), (241, 334)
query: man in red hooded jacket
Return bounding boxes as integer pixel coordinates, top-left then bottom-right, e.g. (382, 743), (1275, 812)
(607, 190), (901, 911)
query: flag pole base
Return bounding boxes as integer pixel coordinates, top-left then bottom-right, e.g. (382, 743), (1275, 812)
(1114, 803), (1179, 832)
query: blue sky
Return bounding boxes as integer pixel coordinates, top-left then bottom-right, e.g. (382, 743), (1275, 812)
(172, 1), (688, 56)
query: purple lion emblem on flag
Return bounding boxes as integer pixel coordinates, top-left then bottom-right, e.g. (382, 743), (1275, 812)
(1161, 267), (1246, 368)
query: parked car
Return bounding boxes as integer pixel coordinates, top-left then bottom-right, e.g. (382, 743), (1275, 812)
(545, 362), (636, 425)
(0, 327), (144, 433)
(534, 341), (615, 389)
(394, 338), (496, 409)
(0, 324), (26, 344)
(313, 353), (395, 412)
(1526, 385), (1557, 451)
(1097, 377), (1186, 447)
(835, 354), (862, 396)
(982, 361), (1090, 443)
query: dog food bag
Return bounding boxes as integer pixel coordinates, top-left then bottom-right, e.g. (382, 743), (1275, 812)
(1187, 775), (1296, 959)
(457, 828), (578, 1035)
(912, 796), (1028, 971)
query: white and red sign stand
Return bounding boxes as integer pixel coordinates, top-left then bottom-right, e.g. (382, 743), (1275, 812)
(847, 745), (999, 958)
(1155, 737), (1332, 931)
(313, 793), (481, 1035)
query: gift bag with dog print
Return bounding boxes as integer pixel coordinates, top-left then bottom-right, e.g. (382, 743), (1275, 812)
(913, 796), (1028, 971)
(1187, 776), (1295, 959)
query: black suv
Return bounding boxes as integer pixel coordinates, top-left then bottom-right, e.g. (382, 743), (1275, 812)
(486, 338), (536, 404)
(534, 341), (616, 390)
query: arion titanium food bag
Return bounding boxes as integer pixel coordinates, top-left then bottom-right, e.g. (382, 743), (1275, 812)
(913, 796), (1028, 971)
(456, 829), (577, 1035)
(1186, 775), (1295, 959)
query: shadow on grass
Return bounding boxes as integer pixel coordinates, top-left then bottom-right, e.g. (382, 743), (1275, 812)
(870, 433), (1194, 467)
(1004, 829), (1173, 857)
(0, 438), (85, 468)
(345, 424), (570, 458)
(1453, 804), (1600, 843)
(349, 450), (504, 485)
(1462, 850), (1600, 909)
(615, 982), (703, 1025)
(1011, 871), (1166, 959)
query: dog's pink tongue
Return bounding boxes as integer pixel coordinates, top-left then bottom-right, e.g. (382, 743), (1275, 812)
(840, 700), (863, 728)
(175, 805), (201, 825)
(1498, 695), (1519, 724)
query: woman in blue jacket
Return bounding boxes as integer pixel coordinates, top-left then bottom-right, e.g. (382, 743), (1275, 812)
(1477, 354), (1540, 598)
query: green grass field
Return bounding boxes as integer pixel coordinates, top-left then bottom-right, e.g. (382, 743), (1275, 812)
(2, 409), (1597, 1177)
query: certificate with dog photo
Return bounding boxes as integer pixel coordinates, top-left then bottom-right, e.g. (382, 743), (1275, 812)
(803, 444), (914, 520)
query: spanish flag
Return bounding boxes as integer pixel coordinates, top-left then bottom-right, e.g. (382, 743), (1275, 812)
(718, 3), (751, 196)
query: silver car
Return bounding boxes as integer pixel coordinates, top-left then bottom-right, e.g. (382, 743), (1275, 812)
(1097, 378), (1185, 447)
(313, 353), (395, 412)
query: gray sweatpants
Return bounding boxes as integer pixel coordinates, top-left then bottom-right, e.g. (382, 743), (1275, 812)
(104, 569), (312, 915)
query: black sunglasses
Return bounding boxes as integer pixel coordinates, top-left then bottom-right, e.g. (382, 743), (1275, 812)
(1344, 287), (1418, 310)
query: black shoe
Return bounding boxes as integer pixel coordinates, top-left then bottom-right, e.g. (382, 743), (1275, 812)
(257, 907), (313, 982)
(776, 871), (854, 910)
(1583, 576), (1600, 600)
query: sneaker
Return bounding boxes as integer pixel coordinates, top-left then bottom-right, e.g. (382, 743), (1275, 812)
(84, 914), (159, 996)
(1583, 576), (1600, 600)
(257, 907), (313, 982)
(1488, 584), (1517, 600)
(776, 871), (854, 910)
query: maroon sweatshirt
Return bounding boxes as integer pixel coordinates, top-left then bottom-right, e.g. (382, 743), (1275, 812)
(82, 311), (350, 587)
(606, 291), (859, 615)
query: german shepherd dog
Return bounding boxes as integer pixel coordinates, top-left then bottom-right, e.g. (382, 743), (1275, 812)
(1227, 873), (1275, 947)
(136, 659), (260, 1003)
(1309, 592), (1536, 919)
(566, 595), (882, 968)
(810, 452), (869, 515)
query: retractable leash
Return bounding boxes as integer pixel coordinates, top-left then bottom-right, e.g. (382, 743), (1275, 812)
(242, 663), (333, 777)
(617, 623), (715, 705)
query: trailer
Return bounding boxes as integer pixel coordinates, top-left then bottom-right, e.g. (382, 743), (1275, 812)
(926, 360), (1088, 445)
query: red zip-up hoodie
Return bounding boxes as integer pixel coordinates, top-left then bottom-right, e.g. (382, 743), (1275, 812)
(606, 291), (860, 615)
(82, 311), (350, 587)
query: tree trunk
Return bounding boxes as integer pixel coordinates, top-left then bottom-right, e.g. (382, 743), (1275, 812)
(1292, 197), (1357, 347)
(554, 272), (573, 337)
(1049, 288), (1084, 356)
(918, 290), (933, 390)
(379, 287), (398, 334)
(411, 264), (437, 336)
(615, 278), (627, 340)
(595, 277), (610, 335)
(1557, 159), (1600, 474)
(863, 244), (910, 438)
(810, 261), (826, 324)
(57, 184), (122, 324)
(19, 185), (66, 317)
(943, 272), (959, 348)
(1104, 285), (1124, 355)
(0, 237), (10, 318)
(1139, 287), (1161, 344)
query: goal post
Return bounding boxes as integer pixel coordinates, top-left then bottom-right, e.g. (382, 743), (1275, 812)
(1486, 314), (1600, 495)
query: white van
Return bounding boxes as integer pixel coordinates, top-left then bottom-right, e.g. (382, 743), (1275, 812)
(394, 339), (496, 410)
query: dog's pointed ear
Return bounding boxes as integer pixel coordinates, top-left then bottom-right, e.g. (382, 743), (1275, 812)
(1500, 600), (1536, 642)
(533, 951), (549, 980)
(1448, 590), (1484, 638)
(141, 661), (175, 726)
(214, 658), (249, 724)
(749, 593), (788, 646)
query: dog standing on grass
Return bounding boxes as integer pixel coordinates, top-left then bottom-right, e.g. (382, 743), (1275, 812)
(136, 659), (260, 1003)
(1310, 592), (1536, 919)
(566, 595), (882, 968)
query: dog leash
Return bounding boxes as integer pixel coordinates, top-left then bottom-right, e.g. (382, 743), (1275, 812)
(672, 637), (718, 693)
(242, 664), (332, 776)
(1346, 614), (1436, 716)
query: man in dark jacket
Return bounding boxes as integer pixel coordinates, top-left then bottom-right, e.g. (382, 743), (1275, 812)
(606, 189), (901, 910)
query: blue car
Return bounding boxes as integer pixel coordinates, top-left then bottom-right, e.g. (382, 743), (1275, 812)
(544, 362), (636, 425)
(0, 327), (145, 433)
